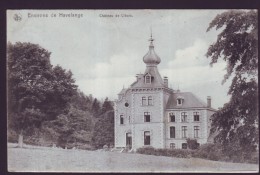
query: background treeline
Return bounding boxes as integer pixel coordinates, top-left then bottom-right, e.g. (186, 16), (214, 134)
(7, 42), (114, 149)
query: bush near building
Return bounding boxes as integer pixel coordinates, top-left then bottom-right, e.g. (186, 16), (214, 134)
(136, 143), (259, 164)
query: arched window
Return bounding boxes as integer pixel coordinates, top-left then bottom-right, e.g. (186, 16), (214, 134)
(148, 96), (153, 106)
(142, 97), (146, 106)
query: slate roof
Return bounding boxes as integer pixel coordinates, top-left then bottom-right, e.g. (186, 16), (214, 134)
(131, 67), (165, 88)
(166, 92), (208, 109)
(118, 88), (127, 95)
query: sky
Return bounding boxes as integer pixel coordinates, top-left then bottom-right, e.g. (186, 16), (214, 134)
(7, 10), (232, 109)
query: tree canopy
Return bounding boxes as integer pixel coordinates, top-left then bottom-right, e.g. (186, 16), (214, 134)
(206, 10), (258, 156)
(7, 42), (77, 135)
(7, 41), (115, 149)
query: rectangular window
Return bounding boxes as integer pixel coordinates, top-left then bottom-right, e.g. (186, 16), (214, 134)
(144, 131), (150, 145)
(148, 96), (153, 106)
(120, 115), (124, 124)
(170, 126), (175, 138)
(169, 113), (175, 122)
(194, 112), (200, 121)
(182, 126), (187, 138)
(194, 126), (199, 138)
(128, 116), (131, 123)
(181, 112), (187, 122)
(177, 99), (182, 105)
(182, 143), (187, 149)
(142, 97), (146, 106)
(170, 143), (175, 149)
(144, 112), (150, 122)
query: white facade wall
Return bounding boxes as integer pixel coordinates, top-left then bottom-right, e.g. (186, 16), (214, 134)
(165, 109), (211, 149)
(131, 90), (164, 149)
(115, 89), (214, 150)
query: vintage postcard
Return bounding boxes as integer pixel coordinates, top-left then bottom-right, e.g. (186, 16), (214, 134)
(7, 9), (258, 172)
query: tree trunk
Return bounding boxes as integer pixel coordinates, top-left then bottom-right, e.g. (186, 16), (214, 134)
(18, 131), (24, 148)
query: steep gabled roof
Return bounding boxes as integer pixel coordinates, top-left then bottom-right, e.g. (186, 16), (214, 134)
(166, 92), (208, 109)
(118, 88), (127, 95)
(130, 67), (165, 88)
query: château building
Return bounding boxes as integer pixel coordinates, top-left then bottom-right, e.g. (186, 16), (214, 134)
(114, 35), (216, 151)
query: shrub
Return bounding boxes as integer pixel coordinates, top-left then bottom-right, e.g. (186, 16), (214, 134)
(193, 143), (224, 161)
(7, 130), (18, 143)
(137, 147), (194, 158)
(137, 146), (156, 155)
(186, 138), (199, 150)
(247, 152), (259, 164)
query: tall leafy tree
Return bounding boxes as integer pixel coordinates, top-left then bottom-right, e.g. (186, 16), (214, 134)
(101, 97), (113, 114)
(91, 110), (114, 148)
(7, 42), (77, 147)
(206, 10), (258, 157)
(91, 98), (101, 117)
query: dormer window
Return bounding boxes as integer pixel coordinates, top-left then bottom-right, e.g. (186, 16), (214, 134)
(177, 96), (184, 106)
(145, 74), (151, 84)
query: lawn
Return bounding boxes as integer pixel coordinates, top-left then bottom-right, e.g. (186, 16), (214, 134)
(8, 144), (258, 173)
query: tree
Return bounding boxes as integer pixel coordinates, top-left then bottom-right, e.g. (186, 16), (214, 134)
(91, 110), (114, 148)
(7, 42), (78, 147)
(101, 97), (113, 114)
(91, 98), (101, 117)
(206, 10), (258, 157)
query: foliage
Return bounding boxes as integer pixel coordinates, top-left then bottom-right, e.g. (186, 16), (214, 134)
(91, 110), (114, 149)
(91, 98), (101, 117)
(7, 42), (115, 150)
(186, 138), (199, 150)
(137, 147), (194, 158)
(41, 106), (93, 148)
(192, 143), (225, 161)
(7, 42), (78, 136)
(101, 97), (114, 114)
(136, 143), (258, 164)
(206, 10), (258, 158)
(70, 91), (93, 111)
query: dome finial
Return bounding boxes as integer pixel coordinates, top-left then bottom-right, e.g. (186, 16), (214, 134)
(143, 29), (161, 66)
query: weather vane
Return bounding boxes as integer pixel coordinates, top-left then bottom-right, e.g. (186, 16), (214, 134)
(149, 26), (154, 43)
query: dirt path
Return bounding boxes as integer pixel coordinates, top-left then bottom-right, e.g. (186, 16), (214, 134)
(8, 147), (258, 172)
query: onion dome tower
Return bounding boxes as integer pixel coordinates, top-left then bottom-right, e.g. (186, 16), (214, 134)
(143, 34), (161, 66)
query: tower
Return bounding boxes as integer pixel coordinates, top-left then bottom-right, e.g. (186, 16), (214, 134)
(114, 34), (172, 150)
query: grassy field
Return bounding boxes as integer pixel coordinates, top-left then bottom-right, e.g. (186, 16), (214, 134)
(8, 145), (258, 173)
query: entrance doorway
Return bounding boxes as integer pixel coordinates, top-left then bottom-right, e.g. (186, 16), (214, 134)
(126, 133), (132, 149)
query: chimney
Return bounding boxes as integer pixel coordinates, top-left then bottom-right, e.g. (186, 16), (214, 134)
(136, 74), (142, 81)
(207, 96), (211, 108)
(163, 76), (168, 87)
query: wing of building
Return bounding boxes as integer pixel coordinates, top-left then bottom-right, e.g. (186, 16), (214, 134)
(114, 35), (216, 151)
